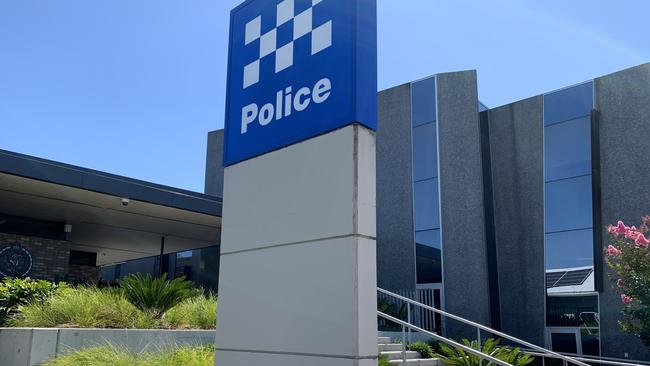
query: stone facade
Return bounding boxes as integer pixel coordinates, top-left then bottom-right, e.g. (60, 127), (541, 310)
(0, 233), (70, 282)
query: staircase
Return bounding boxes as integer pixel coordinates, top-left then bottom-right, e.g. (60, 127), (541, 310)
(376, 288), (595, 366)
(378, 336), (439, 365)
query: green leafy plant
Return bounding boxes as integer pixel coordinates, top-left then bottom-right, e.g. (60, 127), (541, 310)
(435, 338), (534, 366)
(378, 355), (391, 366)
(605, 218), (650, 349)
(408, 341), (435, 358)
(42, 344), (215, 366)
(163, 292), (217, 329)
(9, 286), (157, 329)
(0, 277), (67, 325)
(119, 273), (197, 319)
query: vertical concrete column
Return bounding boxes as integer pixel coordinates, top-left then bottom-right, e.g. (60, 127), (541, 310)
(214, 124), (377, 366)
(436, 70), (492, 336)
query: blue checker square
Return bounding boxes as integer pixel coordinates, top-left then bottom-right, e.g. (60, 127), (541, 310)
(223, 0), (378, 166)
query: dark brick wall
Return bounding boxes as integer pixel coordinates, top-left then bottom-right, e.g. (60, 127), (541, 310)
(67, 264), (100, 284)
(0, 232), (70, 281)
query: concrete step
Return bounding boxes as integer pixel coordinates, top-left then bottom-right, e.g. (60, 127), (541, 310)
(378, 336), (392, 344)
(378, 343), (404, 352)
(381, 350), (421, 360)
(388, 359), (440, 366)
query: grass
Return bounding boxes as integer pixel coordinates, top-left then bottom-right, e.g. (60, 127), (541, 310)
(42, 345), (215, 366)
(379, 355), (391, 366)
(163, 293), (217, 329)
(9, 287), (217, 329)
(9, 287), (157, 329)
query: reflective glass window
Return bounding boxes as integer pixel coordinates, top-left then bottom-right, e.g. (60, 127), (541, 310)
(416, 243), (442, 284)
(412, 122), (438, 181)
(544, 116), (591, 181)
(550, 333), (578, 353)
(546, 295), (598, 327)
(544, 82), (593, 126)
(412, 77), (436, 126)
(414, 178), (440, 231)
(581, 329), (600, 356)
(545, 176), (593, 232)
(416, 229), (441, 249)
(545, 229), (594, 270)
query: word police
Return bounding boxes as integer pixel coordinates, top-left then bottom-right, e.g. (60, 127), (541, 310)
(241, 78), (332, 134)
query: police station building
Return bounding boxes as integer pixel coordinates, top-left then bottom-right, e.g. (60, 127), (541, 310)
(2, 63), (647, 361)
(203, 63), (650, 360)
(1, 2), (649, 360)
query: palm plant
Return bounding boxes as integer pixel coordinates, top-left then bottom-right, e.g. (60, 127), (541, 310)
(119, 273), (196, 319)
(436, 338), (534, 366)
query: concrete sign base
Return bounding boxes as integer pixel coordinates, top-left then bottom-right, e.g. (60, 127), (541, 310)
(214, 124), (377, 366)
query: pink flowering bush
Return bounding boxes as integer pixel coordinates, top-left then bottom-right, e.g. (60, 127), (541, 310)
(605, 216), (650, 348)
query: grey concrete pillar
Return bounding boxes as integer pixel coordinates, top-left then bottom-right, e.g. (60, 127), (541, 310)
(214, 125), (378, 366)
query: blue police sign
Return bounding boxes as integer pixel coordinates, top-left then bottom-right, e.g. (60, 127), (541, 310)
(223, 0), (377, 166)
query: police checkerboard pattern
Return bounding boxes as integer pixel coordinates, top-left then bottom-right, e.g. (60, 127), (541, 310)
(243, 0), (332, 89)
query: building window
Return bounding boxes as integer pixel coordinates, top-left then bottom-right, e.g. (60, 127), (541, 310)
(411, 76), (442, 285)
(544, 81), (595, 293)
(543, 81), (599, 356)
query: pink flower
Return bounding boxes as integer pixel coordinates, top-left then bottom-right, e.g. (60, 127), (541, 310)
(607, 225), (617, 235)
(640, 224), (649, 234)
(625, 226), (639, 239)
(635, 233), (650, 247)
(614, 221), (629, 235)
(621, 294), (633, 304)
(606, 245), (622, 257)
(617, 279), (625, 288)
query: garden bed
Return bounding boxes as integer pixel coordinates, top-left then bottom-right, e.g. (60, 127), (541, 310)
(0, 328), (215, 366)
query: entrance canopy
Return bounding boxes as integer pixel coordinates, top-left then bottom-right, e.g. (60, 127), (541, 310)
(0, 149), (222, 265)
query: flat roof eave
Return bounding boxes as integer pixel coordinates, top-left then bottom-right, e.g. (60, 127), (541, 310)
(0, 149), (222, 217)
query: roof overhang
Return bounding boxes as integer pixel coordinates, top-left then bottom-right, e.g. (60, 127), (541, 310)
(0, 149), (222, 265)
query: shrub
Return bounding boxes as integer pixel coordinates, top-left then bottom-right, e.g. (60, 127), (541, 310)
(42, 344), (215, 366)
(120, 274), (197, 319)
(9, 287), (157, 329)
(378, 355), (391, 366)
(0, 277), (67, 325)
(408, 341), (435, 358)
(163, 293), (217, 329)
(605, 218), (650, 348)
(436, 338), (534, 366)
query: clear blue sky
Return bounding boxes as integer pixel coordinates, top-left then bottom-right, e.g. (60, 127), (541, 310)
(1, 0), (648, 193)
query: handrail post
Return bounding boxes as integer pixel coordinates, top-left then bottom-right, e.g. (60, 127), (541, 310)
(402, 324), (407, 365)
(378, 288), (593, 366)
(477, 328), (482, 353)
(407, 301), (412, 345)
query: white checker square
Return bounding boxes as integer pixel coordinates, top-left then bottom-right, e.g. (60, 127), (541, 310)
(312, 0), (322, 5)
(311, 21), (332, 55)
(260, 29), (277, 58)
(293, 8), (312, 40)
(275, 41), (294, 73)
(276, 0), (294, 27)
(243, 60), (260, 88)
(245, 16), (261, 45)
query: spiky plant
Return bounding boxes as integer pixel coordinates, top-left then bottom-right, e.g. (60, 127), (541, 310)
(119, 273), (196, 319)
(436, 338), (534, 366)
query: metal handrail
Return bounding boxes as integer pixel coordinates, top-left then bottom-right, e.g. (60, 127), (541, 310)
(378, 288), (591, 366)
(525, 351), (649, 366)
(378, 311), (514, 366)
